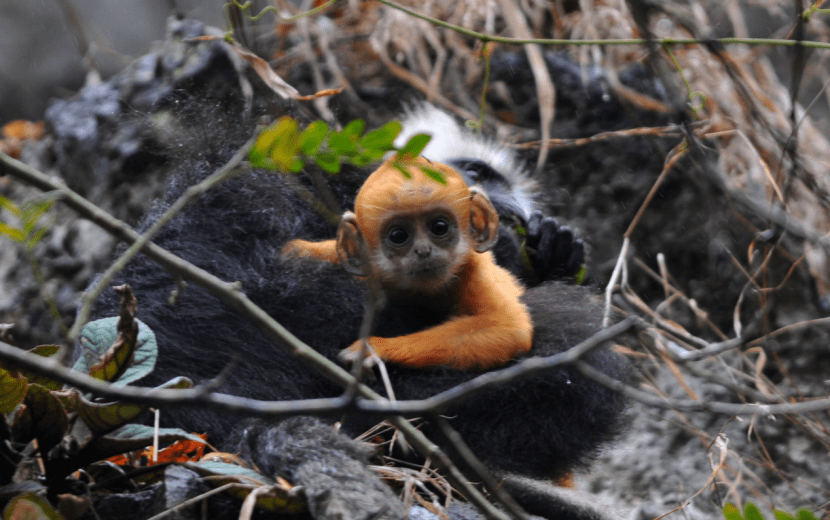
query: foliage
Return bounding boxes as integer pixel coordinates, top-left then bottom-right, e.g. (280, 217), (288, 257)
(0, 285), (309, 516)
(249, 116), (447, 184)
(0, 287), (195, 512)
(723, 502), (819, 520)
(0, 192), (58, 249)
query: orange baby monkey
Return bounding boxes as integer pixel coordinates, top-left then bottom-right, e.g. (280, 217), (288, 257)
(282, 156), (532, 370)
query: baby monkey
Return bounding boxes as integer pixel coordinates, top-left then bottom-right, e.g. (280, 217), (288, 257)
(283, 156), (533, 370)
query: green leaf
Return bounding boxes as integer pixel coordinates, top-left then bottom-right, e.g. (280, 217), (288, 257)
(20, 346), (64, 391)
(419, 166), (448, 185)
(361, 120), (401, 153)
(0, 369), (27, 414)
(298, 121), (328, 156)
(20, 384), (68, 453)
(107, 422), (206, 446)
(795, 509), (819, 520)
(2, 493), (63, 520)
(723, 503), (743, 520)
(348, 153), (374, 167)
(77, 397), (144, 436)
(773, 511), (796, 520)
(744, 503), (764, 520)
(0, 222), (25, 242)
(18, 192), (59, 248)
(327, 120), (364, 157)
(190, 460), (276, 485)
(349, 147), (387, 167)
(574, 264), (587, 285)
(341, 119), (366, 140)
(328, 131), (358, 156)
(395, 133), (431, 160)
(77, 376), (192, 436)
(251, 122), (287, 163)
(75, 317), (157, 386)
(315, 152), (342, 174)
(250, 117), (303, 172)
(28, 345), (61, 358)
(0, 195), (22, 217)
(269, 119), (302, 171)
(88, 332), (136, 384)
(390, 161), (412, 179)
(20, 194), (57, 233)
(187, 461), (307, 514)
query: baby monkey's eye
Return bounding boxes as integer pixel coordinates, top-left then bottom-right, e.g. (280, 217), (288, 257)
(431, 218), (450, 236)
(388, 227), (409, 245)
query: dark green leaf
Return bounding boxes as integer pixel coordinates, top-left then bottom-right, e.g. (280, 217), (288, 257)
(419, 166), (448, 185)
(328, 131), (358, 156)
(298, 121), (328, 156)
(348, 154), (373, 167)
(361, 120), (402, 152)
(395, 133), (431, 159)
(315, 152), (342, 174)
(350, 147), (387, 167)
(341, 119), (366, 140)
(795, 509), (819, 520)
(390, 161), (412, 179)
(744, 503), (764, 520)
(723, 503), (743, 520)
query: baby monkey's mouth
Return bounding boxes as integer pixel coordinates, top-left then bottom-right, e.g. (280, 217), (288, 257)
(409, 263), (448, 277)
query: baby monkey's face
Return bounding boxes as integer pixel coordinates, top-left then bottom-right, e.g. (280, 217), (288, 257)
(372, 204), (469, 294)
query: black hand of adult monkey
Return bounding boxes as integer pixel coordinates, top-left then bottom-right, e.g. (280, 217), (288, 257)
(525, 210), (585, 281)
(284, 157), (533, 370)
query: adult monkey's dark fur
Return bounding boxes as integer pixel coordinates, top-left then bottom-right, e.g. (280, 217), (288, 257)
(89, 106), (626, 518)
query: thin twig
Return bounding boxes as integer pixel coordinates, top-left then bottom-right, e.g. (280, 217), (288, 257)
(72, 138), (255, 341)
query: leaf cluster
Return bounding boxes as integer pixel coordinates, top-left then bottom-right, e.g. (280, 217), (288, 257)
(249, 117), (447, 184)
(0, 192), (59, 250)
(0, 286), (308, 519)
(0, 286), (191, 494)
(724, 502), (819, 520)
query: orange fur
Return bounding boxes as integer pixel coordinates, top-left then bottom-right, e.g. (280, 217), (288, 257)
(555, 473), (575, 488)
(283, 157), (533, 370)
(281, 239), (339, 263)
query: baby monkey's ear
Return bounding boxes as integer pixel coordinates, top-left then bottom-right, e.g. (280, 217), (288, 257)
(336, 212), (370, 277)
(468, 187), (500, 253)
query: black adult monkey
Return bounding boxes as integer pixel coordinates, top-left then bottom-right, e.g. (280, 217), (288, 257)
(87, 104), (625, 520)
(397, 104), (585, 284)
